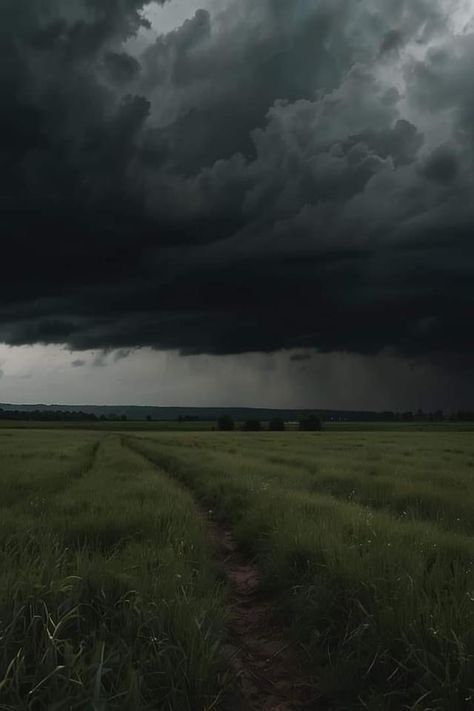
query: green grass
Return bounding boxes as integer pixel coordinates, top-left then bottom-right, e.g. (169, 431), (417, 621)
(0, 431), (225, 710)
(129, 431), (474, 710)
(1, 427), (474, 709)
(326, 421), (474, 432)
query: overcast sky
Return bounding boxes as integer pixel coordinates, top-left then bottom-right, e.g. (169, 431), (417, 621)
(1, 0), (473, 410)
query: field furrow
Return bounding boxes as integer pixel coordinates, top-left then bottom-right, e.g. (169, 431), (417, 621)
(127, 438), (316, 710)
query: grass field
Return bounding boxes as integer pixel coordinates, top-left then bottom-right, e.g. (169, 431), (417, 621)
(1, 428), (474, 709)
(0, 431), (225, 710)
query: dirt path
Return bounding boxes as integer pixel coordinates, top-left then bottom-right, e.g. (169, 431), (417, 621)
(205, 515), (316, 710)
(125, 441), (317, 709)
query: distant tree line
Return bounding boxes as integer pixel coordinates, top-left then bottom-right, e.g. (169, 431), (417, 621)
(0, 409), (128, 422)
(97, 414), (128, 422)
(216, 409), (474, 432)
(0, 408), (98, 422)
(299, 414), (323, 431)
(217, 414), (322, 432)
(358, 410), (474, 423)
(1, 408), (472, 426)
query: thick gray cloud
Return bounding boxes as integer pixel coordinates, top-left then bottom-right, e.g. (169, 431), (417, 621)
(2, 344), (473, 412)
(71, 359), (86, 368)
(1, 0), (473, 395)
(104, 51), (142, 84)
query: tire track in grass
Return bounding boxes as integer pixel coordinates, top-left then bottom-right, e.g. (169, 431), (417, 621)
(124, 439), (316, 711)
(69, 436), (103, 479)
(208, 515), (315, 711)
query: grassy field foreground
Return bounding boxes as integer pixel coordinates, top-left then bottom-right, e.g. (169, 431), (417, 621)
(130, 431), (474, 710)
(1, 428), (474, 709)
(0, 431), (225, 710)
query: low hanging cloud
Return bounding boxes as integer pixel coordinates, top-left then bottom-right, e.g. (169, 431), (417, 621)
(71, 359), (87, 368)
(290, 353), (313, 364)
(1, 0), (473, 370)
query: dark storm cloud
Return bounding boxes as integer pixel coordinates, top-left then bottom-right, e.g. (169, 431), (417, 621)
(420, 145), (460, 184)
(114, 348), (133, 361)
(379, 29), (404, 55)
(1, 0), (473, 368)
(290, 353), (312, 362)
(103, 51), (142, 83)
(71, 359), (86, 368)
(92, 352), (108, 368)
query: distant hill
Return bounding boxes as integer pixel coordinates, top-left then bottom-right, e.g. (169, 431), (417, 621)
(0, 403), (381, 422)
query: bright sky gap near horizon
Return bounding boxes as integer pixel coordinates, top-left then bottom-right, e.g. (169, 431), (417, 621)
(1, 0), (474, 410)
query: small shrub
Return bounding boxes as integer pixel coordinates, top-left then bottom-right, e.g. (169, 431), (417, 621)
(242, 419), (262, 432)
(269, 418), (286, 431)
(217, 415), (235, 431)
(299, 414), (322, 431)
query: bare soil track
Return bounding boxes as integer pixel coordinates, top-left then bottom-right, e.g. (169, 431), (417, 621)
(126, 441), (317, 709)
(206, 516), (316, 711)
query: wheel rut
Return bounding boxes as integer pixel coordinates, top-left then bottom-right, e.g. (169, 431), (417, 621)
(206, 515), (315, 711)
(125, 440), (317, 710)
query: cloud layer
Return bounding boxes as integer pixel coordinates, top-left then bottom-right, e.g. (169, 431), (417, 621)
(1, 0), (473, 366)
